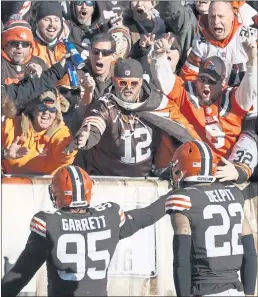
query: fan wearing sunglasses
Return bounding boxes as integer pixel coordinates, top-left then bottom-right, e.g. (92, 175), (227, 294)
(68, 0), (106, 60)
(66, 57), (199, 177)
(1, 91), (77, 175)
(78, 33), (116, 105)
(1, 20), (47, 85)
(150, 34), (256, 164)
(74, 1), (96, 25)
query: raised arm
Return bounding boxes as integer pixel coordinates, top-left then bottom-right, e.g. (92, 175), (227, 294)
(235, 39), (257, 111)
(149, 33), (178, 95)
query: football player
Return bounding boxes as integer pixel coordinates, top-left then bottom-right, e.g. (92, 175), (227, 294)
(165, 140), (257, 297)
(2, 165), (167, 296)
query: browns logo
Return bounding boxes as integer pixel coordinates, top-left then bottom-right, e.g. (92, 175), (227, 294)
(203, 60), (215, 71)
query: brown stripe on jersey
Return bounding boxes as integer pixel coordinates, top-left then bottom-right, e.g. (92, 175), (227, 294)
(166, 197), (191, 202)
(31, 218), (45, 229)
(165, 202), (192, 209)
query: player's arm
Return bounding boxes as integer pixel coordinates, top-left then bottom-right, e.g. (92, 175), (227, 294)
(118, 195), (167, 240)
(240, 202), (257, 296)
(1, 231), (49, 297)
(170, 212), (192, 297)
(165, 189), (192, 297)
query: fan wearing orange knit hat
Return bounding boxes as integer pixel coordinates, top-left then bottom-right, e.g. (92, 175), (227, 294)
(2, 20), (35, 65)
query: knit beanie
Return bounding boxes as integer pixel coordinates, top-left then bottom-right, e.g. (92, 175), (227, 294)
(21, 90), (64, 138)
(1, 20), (35, 49)
(36, 1), (63, 22)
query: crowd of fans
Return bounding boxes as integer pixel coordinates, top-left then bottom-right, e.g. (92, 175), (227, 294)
(1, 1), (257, 189)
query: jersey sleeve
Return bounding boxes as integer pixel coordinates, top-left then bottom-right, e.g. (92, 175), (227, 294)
(80, 97), (112, 149)
(165, 189), (192, 215)
(228, 131), (257, 182)
(30, 211), (47, 238)
(220, 87), (250, 117)
(180, 35), (207, 81)
(119, 195), (166, 240)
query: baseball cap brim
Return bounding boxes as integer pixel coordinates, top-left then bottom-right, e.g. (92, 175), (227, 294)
(198, 73), (217, 83)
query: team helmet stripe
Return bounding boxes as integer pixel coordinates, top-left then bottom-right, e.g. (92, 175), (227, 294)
(74, 166), (85, 202)
(66, 166), (84, 203)
(193, 141), (212, 176)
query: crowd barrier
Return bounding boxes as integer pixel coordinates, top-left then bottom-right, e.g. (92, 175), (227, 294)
(1, 176), (257, 296)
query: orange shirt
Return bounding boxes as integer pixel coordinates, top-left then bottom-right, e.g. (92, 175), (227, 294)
(33, 41), (70, 87)
(167, 77), (248, 159)
(2, 117), (77, 175)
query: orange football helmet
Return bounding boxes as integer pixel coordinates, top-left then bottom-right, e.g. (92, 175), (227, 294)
(49, 165), (92, 209)
(171, 140), (218, 188)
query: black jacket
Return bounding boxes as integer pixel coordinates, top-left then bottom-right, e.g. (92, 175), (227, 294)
(5, 62), (66, 112)
(159, 1), (198, 70)
(78, 60), (113, 103)
(67, 1), (108, 56)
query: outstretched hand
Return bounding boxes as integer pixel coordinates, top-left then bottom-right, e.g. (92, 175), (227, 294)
(154, 32), (175, 54)
(64, 124), (91, 155)
(139, 33), (155, 48)
(5, 136), (29, 159)
(215, 157), (239, 182)
(243, 38), (257, 66)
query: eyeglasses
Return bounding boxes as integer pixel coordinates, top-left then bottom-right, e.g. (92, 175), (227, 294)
(91, 48), (114, 57)
(58, 86), (80, 96)
(114, 77), (141, 89)
(198, 76), (218, 85)
(75, 1), (95, 6)
(9, 41), (31, 48)
(37, 104), (57, 113)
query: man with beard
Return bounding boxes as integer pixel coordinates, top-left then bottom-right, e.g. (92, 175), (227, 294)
(180, 1), (257, 87)
(33, 1), (66, 66)
(67, 1), (108, 59)
(1, 20), (47, 85)
(150, 35), (256, 166)
(65, 1), (130, 60)
(32, 1), (74, 90)
(65, 58), (200, 177)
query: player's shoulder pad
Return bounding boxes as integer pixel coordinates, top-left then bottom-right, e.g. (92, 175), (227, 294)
(165, 188), (192, 214)
(92, 202), (126, 227)
(30, 211), (48, 238)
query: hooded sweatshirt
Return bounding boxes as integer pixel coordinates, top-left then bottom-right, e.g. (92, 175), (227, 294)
(2, 90), (78, 177)
(67, 1), (111, 59)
